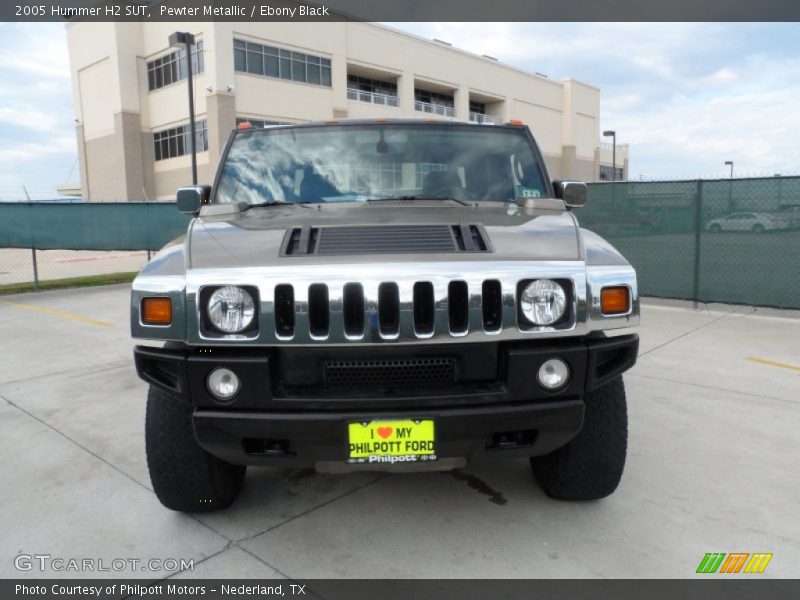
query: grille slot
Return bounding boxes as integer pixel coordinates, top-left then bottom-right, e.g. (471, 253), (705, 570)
(324, 358), (456, 390)
(378, 282), (400, 336)
(482, 280), (502, 332)
(413, 282), (435, 335)
(343, 283), (365, 337)
(274, 284), (294, 337)
(448, 280), (469, 334)
(308, 284), (329, 337)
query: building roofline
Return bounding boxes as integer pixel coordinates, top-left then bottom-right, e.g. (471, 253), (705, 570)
(63, 17), (600, 91)
(361, 22), (567, 88)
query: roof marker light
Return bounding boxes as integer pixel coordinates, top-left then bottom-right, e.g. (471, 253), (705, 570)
(237, 121), (253, 130)
(509, 119), (524, 126)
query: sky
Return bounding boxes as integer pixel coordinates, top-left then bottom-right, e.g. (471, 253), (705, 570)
(0, 22), (799, 199)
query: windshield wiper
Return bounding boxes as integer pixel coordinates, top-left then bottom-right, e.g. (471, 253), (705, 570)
(243, 201), (311, 210)
(366, 195), (467, 206)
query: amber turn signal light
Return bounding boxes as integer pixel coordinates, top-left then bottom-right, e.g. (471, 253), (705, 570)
(600, 286), (630, 315)
(142, 297), (172, 325)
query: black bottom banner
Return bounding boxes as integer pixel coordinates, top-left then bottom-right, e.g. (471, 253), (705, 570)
(3, 579), (799, 600)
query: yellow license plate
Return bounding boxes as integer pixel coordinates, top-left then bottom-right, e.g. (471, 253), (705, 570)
(347, 419), (436, 464)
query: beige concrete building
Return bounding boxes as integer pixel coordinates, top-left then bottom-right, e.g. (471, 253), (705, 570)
(66, 21), (629, 201)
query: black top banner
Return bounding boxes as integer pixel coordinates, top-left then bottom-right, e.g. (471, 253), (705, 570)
(5, 0), (800, 22)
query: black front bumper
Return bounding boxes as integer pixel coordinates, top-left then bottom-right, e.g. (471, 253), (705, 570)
(134, 334), (638, 466)
(194, 400), (585, 466)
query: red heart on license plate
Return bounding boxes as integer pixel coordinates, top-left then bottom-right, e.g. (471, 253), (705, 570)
(377, 426), (393, 439)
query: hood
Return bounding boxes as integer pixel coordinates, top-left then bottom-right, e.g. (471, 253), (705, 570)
(186, 201), (581, 270)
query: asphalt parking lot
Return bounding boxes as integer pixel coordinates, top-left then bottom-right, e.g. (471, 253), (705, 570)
(1, 285), (798, 579)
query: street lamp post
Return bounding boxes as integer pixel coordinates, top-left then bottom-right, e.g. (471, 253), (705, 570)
(603, 130), (616, 181)
(724, 160), (734, 179)
(169, 32), (197, 185)
(724, 161), (734, 211)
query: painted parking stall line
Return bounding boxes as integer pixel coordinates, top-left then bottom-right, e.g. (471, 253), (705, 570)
(0, 300), (114, 328)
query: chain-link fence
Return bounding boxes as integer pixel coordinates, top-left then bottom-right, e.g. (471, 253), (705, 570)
(0, 202), (190, 293)
(1, 178), (799, 307)
(580, 176), (800, 308)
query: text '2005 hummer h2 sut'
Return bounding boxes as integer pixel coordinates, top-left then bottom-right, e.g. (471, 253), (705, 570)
(131, 119), (639, 512)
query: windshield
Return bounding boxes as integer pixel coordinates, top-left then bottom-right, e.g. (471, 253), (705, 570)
(214, 124), (549, 205)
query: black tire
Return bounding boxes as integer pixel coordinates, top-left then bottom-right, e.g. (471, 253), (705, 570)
(709, 224), (722, 233)
(145, 386), (246, 512)
(751, 223), (765, 233)
(531, 377), (627, 500)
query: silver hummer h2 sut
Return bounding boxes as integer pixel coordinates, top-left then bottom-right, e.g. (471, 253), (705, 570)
(131, 120), (639, 512)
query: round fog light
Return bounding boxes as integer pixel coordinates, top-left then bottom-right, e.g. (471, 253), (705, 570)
(537, 359), (570, 390)
(207, 368), (240, 401)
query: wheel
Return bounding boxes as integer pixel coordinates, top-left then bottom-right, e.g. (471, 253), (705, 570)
(751, 224), (765, 233)
(531, 377), (627, 500)
(709, 224), (722, 233)
(145, 386), (246, 512)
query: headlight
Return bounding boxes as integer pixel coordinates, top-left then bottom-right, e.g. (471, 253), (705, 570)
(207, 286), (255, 333)
(520, 279), (567, 325)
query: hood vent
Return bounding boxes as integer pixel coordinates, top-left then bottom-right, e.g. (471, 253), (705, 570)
(282, 225), (320, 255)
(281, 224), (492, 256)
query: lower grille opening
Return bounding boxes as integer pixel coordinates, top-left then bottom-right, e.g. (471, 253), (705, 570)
(486, 429), (537, 450)
(324, 358), (455, 390)
(448, 280), (469, 334)
(243, 438), (295, 456)
(308, 284), (330, 337)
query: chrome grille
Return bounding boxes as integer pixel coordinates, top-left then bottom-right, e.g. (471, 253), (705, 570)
(183, 261), (600, 345)
(271, 278), (512, 341)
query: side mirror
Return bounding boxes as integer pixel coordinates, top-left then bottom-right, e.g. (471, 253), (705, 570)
(176, 185), (211, 215)
(553, 180), (588, 208)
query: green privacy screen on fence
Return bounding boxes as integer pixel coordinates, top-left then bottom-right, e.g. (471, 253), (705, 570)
(1, 176), (799, 308)
(579, 177), (800, 309)
(0, 202), (191, 252)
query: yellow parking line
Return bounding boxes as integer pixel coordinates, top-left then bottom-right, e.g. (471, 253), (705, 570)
(0, 300), (113, 328)
(745, 356), (800, 373)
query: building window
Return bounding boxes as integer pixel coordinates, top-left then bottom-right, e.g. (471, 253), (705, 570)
(234, 39), (331, 86)
(236, 117), (288, 128)
(414, 89), (455, 117)
(467, 100), (501, 123)
(347, 74), (398, 106)
(598, 165), (625, 181)
(469, 101), (486, 115)
(147, 40), (204, 92)
(153, 121), (208, 162)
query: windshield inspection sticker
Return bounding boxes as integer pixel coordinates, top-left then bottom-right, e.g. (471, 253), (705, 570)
(517, 186), (541, 198)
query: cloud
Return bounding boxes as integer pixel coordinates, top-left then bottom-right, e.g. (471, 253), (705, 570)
(1, 21), (799, 198)
(0, 23), (77, 199)
(395, 22), (800, 179)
